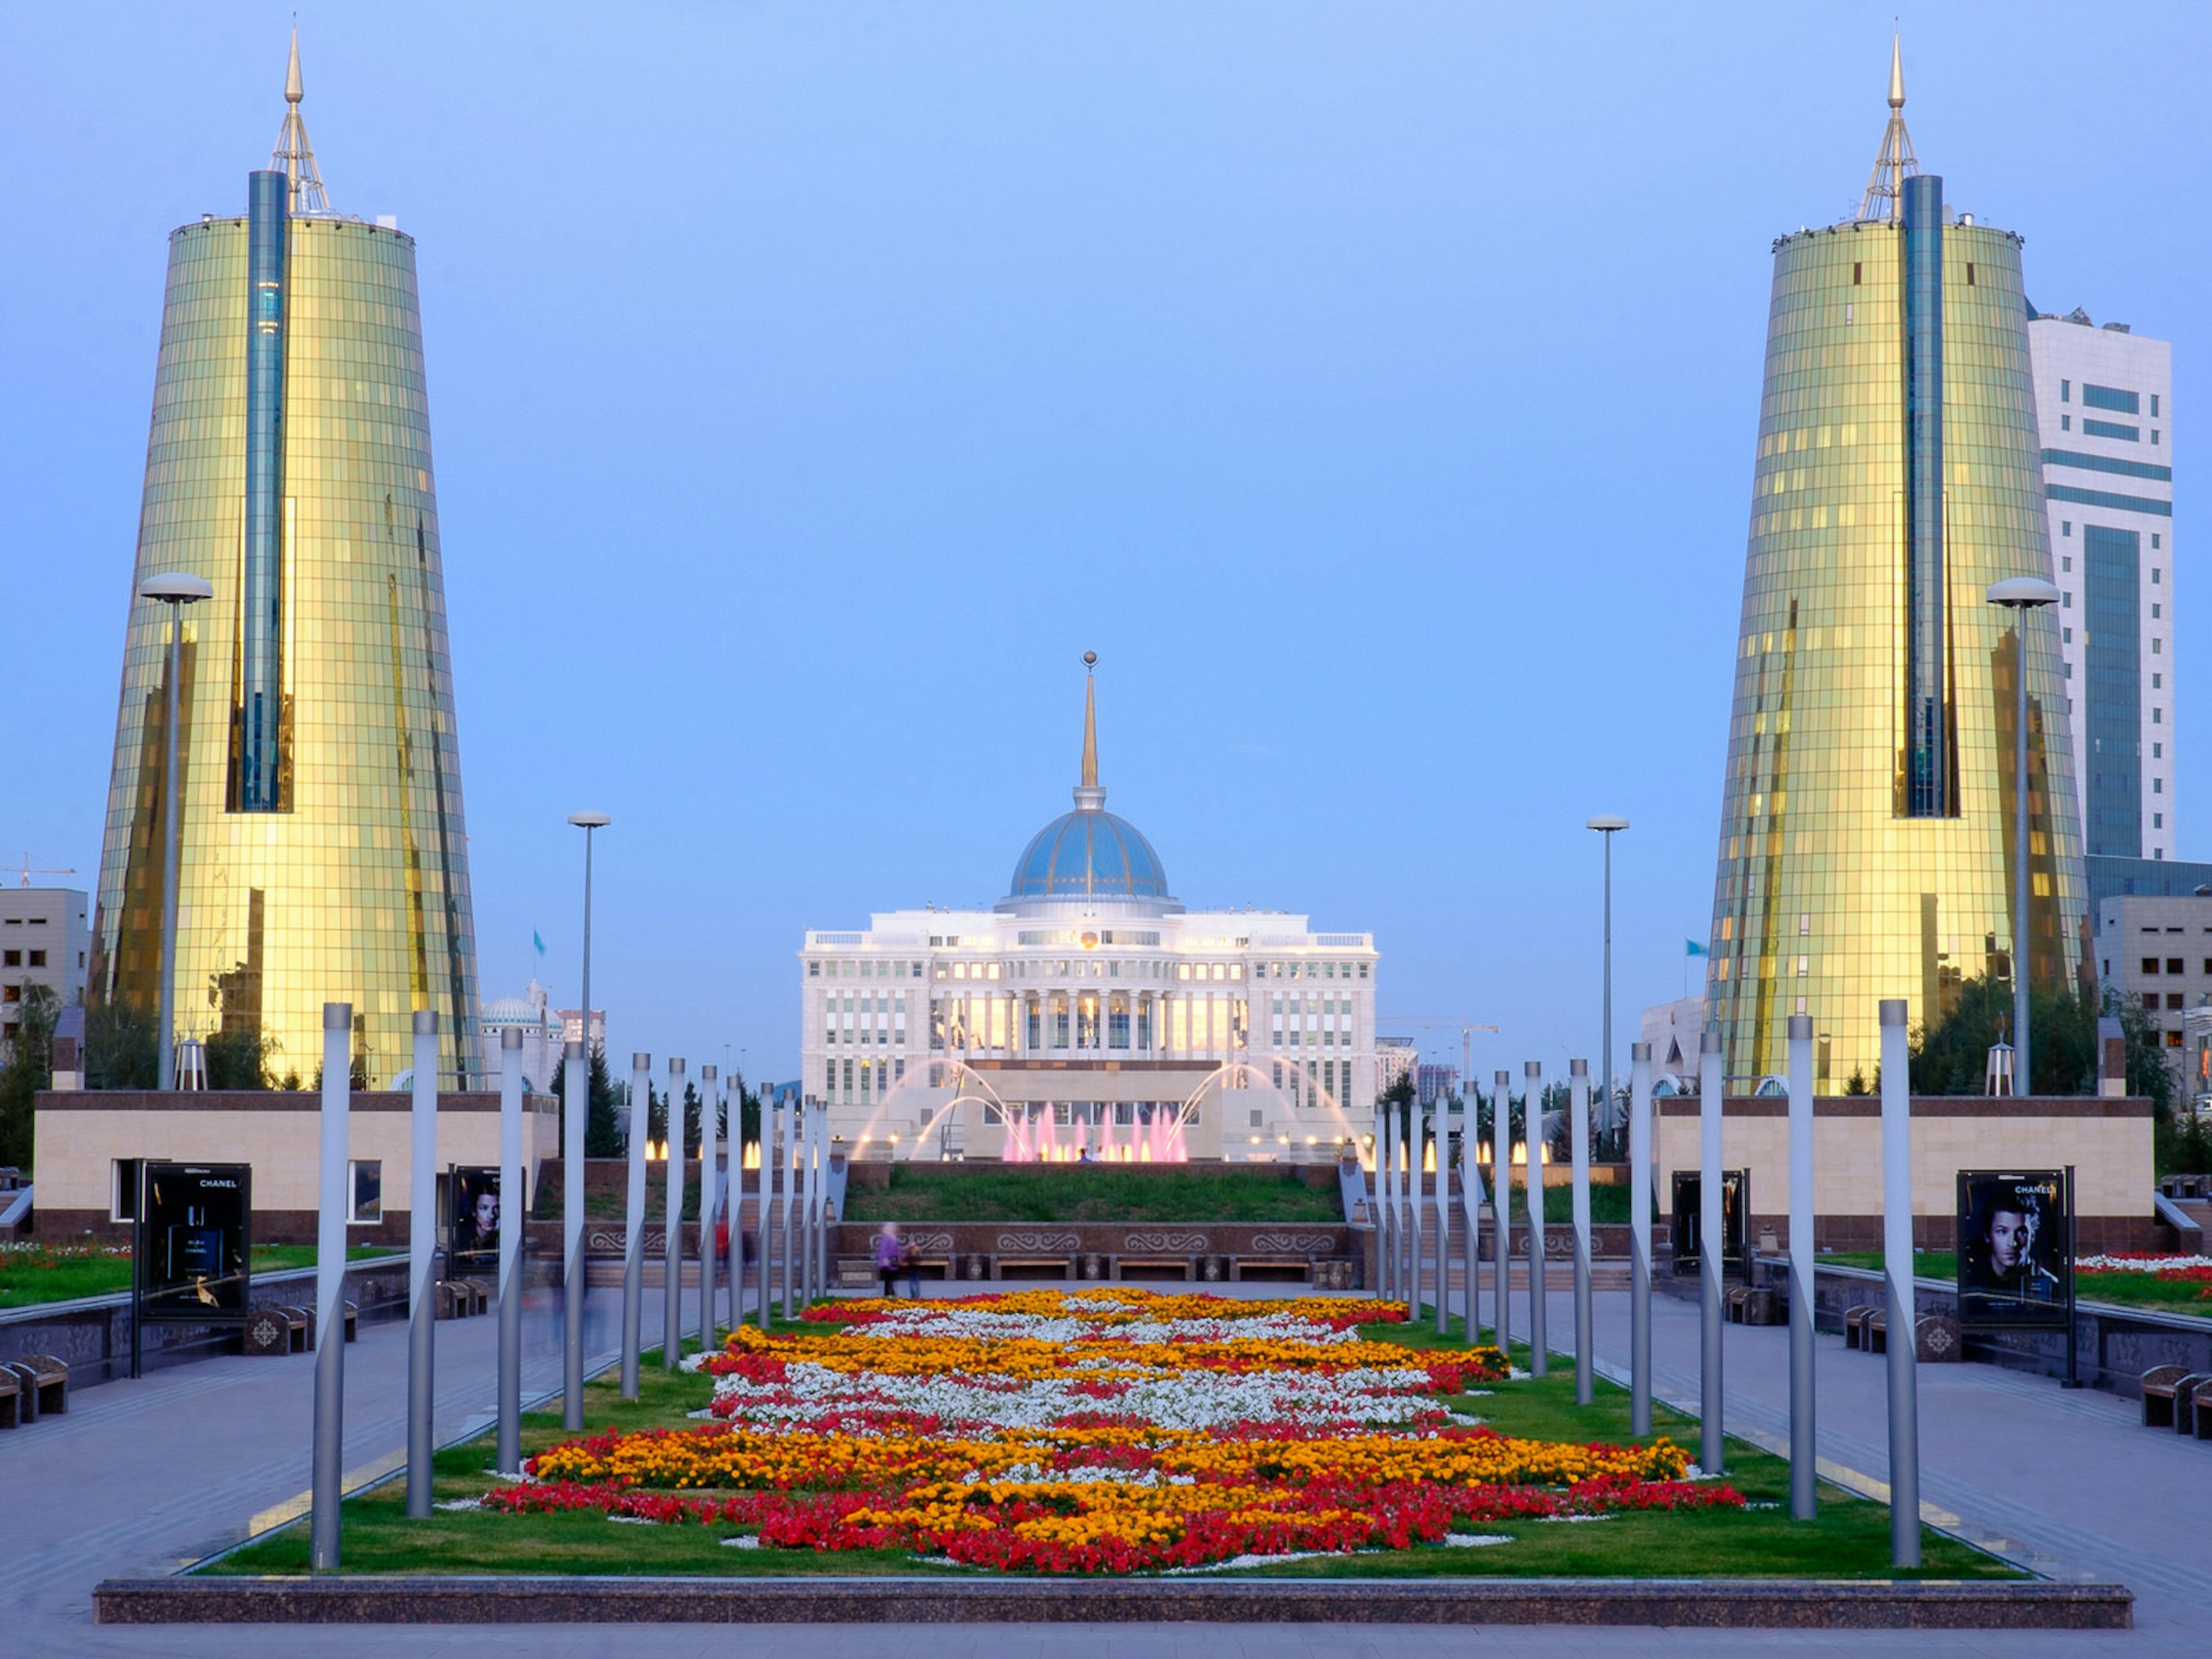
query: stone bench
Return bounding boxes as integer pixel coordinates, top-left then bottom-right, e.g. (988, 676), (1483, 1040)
(990, 1256), (1074, 1281)
(2142, 1365), (2199, 1428)
(1, 1354), (66, 1421)
(1844, 1305), (1878, 1349)
(2191, 1380), (2212, 1442)
(1229, 1257), (1313, 1284)
(1112, 1256), (1195, 1282)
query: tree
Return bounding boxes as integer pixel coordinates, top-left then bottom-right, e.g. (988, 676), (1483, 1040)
(547, 1046), (624, 1157)
(86, 999), (157, 1090)
(202, 1026), (275, 1089)
(1908, 974), (2097, 1096)
(0, 984), (60, 1169)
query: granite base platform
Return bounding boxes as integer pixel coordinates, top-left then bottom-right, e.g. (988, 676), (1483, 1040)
(93, 1574), (2132, 1628)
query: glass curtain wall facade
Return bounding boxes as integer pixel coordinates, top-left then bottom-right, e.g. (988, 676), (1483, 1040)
(1705, 191), (2088, 1088)
(91, 176), (481, 1088)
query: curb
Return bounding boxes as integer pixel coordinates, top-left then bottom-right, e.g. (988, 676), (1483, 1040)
(93, 1574), (2133, 1628)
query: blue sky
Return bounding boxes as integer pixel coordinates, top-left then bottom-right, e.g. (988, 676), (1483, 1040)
(3, 2), (2206, 1089)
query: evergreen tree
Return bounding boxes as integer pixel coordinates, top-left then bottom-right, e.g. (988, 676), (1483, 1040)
(0, 984), (59, 1168)
(86, 998), (157, 1089)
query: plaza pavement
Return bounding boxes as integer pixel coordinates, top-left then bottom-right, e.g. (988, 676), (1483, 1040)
(6, 1275), (2206, 1658)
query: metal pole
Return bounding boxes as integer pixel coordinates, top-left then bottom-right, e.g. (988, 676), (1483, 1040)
(1460, 1120), (1485, 1344)
(1525, 1060), (1547, 1377)
(1433, 1103), (1449, 1336)
(662, 1058), (685, 1366)
(1699, 1026), (1725, 1474)
(2014, 619), (2032, 1088)
(1787, 1012), (1816, 1518)
(561, 1037), (587, 1430)
(1374, 1101), (1393, 1302)
(310, 1002), (350, 1571)
(1628, 1041), (1653, 1436)
(497, 1027), (524, 1473)
(1491, 1070), (1512, 1350)
(1408, 1102), (1425, 1319)
(1880, 998), (1921, 1567)
(622, 1051), (650, 1398)
(1570, 1055), (1593, 1406)
(781, 1101), (797, 1318)
(156, 601), (184, 1092)
(808, 1105), (825, 1302)
(406, 1010), (438, 1518)
(699, 1065), (719, 1356)
(753, 1092), (772, 1328)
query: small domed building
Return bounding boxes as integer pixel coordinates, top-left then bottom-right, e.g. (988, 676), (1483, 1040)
(801, 662), (1378, 1162)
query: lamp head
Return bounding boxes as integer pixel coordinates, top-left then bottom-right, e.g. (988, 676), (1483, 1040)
(138, 572), (214, 603)
(1985, 577), (2061, 609)
(567, 811), (612, 829)
(1586, 814), (1630, 832)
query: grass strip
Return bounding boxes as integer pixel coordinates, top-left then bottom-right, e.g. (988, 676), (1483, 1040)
(0, 1243), (398, 1310)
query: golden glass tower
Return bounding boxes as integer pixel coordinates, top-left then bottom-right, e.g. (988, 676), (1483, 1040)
(1704, 43), (2088, 1088)
(90, 36), (482, 1089)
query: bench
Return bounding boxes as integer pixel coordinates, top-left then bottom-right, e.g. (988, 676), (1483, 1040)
(1844, 1305), (1878, 1350)
(0, 1369), (17, 1431)
(990, 1256), (1074, 1281)
(2176, 1380), (2212, 1442)
(1229, 1257), (1312, 1284)
(1112, 1256), (1194, 1282)
(1865, 1311), (1888, 1353)
(836, 1258), (877, 1289)
(436, 1280), (481, 1320)
(3, 1355), (67, 1421)
(2143, 1365), (2195, 1427)
(2177, 1374), (2212, 1437)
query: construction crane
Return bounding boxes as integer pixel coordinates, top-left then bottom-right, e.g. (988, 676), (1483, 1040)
(14, 853), (77, 890)
(1374, 1017), (1501, 1099)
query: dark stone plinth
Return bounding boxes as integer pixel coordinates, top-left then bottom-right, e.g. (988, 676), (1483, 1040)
(93, 1575), (2132, 1628)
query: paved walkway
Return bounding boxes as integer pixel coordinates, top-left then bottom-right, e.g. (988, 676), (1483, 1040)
(9, 1279), (2206, 1657)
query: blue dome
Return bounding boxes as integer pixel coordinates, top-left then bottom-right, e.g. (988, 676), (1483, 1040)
(1007, 806), (1171, 902)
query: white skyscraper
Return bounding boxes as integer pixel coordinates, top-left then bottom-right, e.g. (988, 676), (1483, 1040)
(2030, 310), (2175, 860)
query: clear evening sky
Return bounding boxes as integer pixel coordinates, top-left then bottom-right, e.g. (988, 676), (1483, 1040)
(3, 2), (2205, 1088)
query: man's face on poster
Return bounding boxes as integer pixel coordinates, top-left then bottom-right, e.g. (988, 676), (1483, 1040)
(1988, 1209), (2031, 1272)
(474, 1190), (498, 1233)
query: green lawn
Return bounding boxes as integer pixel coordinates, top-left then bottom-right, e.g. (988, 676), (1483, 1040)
(843, 1163), (1344, 1224)
(0, 1244), (398, 1310)
(1824, 1251), (2210, 1319)
(1538, 1183), (1631, 1224)
(206, 1304), (2010, 1582)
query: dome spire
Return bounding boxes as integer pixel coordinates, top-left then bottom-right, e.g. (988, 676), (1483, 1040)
(270, 24), (331, 214)
(1074, 652), (1105, 810)
(1857, 32), (1918, 224)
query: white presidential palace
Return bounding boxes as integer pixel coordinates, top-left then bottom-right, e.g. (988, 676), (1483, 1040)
(800, 666), (1378, 1162)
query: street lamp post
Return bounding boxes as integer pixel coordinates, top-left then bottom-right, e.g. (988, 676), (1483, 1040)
(1585, 816), (1628, 1142)
(1984, 579), (2060, 1091)
(564, 810), (611, 1430)
(139, 573), (214, 1090)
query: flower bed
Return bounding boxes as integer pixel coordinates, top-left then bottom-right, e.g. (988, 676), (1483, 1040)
(482, 1290), (1740, 1573)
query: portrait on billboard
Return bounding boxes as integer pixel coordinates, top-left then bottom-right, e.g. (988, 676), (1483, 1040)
(1956, 1170), (2070, 1328)
(449, 1165), (501, 1270)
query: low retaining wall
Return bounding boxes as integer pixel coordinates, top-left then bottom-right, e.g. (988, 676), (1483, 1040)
(0, 1255), (412, 1388)
(91, 1574), (2131, 1628)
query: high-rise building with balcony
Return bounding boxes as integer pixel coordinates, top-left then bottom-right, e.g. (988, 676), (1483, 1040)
(89, 35), (481, 1089)
(1703, 42), (2089, 1088)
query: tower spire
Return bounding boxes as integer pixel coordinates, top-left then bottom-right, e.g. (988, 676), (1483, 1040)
(270, 25), (331, 214)
(1074, 651), (1104, 809)
(1858, 33), (1918, 223)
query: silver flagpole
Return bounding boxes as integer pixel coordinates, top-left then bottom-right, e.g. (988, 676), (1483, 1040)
(621, 1051), (650, 1399)
(1524, 1060), (1547, 1377)
(497, 1028), (524, 1473)
(1628, 1041), (1653, 1437)
(1699, 1026), (1725, 1474)
(1570, 1055), (1593, 1406)
(1880, 999), (1920, 1566)
(406, 1010), (438, 1517)
(1787, 1013), (1817, 1518)
(310, 1002), (351, 1570)
(662, 1058), (685, 1368)
(1407, 1100), (1425, 1319)
(1460, 1112), (1485, 1343)
(698, 1065), (719, 1357)
(1491, 1071), (1512, 1350)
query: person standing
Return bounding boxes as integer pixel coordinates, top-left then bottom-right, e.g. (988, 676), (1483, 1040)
(902, 1233), (922, 1301)
(874, 1224), (903, 1298)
